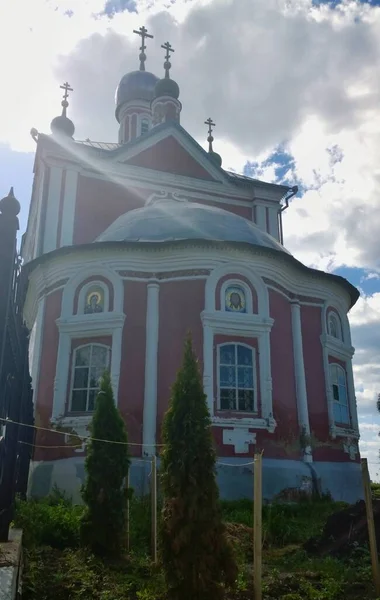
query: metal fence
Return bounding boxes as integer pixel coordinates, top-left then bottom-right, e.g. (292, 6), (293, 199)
(0, 189), (34, 541)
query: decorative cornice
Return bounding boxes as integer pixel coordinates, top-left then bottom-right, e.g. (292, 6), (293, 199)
(38, 278), (69, 299)
(117, 268), (210, 279)
(320, 334), (355, 359)
(56, 312), (125, 335)
(201, 310), (274, 334)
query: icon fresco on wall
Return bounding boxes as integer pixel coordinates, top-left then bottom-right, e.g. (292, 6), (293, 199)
(84, 287), (104, 314)
(225, 286), (246, 313)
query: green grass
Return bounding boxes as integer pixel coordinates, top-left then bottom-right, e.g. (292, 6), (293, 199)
(14, 493), (378, 600)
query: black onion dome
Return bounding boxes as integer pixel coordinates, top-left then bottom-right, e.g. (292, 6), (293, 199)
(115, 70), (159, 121)
(50, 115), (75, 137)
(0, 187), (20, 217)
(154, 77), (180, 100)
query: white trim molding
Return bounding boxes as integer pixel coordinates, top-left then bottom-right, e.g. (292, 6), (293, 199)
(59, 169), (79, 248)
(205, 263), (269, 316)
(291, 301), (312, 462)
(320, 332), (359, 440)
(143, 282), (160, 455)
(61, 266), (124, 317)
(201, 310), (275, 432)
(43, 166), (63, 254)
(51, 313), (125, 425)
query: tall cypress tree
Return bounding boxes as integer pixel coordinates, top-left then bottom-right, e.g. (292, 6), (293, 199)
(80, 371), (130, 556)
(160, 335), (237, 600)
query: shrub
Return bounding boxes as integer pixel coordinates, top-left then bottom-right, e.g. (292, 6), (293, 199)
(13, 495), (83, 549)
(80, 371), (130, 556)
(160, 334), (237, 600)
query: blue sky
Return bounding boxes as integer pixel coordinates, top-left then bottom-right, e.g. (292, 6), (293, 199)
(1, 0), (380, 476)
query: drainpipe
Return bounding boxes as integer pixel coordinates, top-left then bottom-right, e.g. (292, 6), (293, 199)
(279, 185), (298, 245)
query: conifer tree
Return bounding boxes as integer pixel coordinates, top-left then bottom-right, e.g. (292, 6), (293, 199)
(160, 334), (237, 600)
(80, 371), (130, 556)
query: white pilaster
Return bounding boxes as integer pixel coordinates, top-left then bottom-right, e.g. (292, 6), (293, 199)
(258, 331), (273, 420)
(268, 207), (279, 240)
(346, 360), (359, 433)
(111, 326), (123, 402)
(203, 324), (214, 415)
(60, 170), (78, 248)
(143, 282), (160, 456)
(52, 332), (71, 420)
(255, 204), (266, 232)
(43, 166), (63, 254)
(29, 296), (46, 413)
(291, 301), (312, 462)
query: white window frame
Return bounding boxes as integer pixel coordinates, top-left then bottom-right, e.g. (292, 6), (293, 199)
(140, 117), (150, 136)
(201, 310), (275, 432)
(220, 279), (253, 313)
(217, 342), (257, 413)
(69, 343), (111, 414)
(329, 362), (350, 427)
(77, 280), (110, 315)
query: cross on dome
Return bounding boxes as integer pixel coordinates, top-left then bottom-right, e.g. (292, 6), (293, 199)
(204, 117), (216, 153)
(60, 81), (73, 117)
(133, 26), (154, 71)
(161, 41), (174, 78)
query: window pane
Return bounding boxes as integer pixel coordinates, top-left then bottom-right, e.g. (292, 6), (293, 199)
(220, 366), (236, 387)
(219, 345), (235, 365)
(338, 384), (347, 405)
(339, 405), (350, 424)
(332, 383), (339, 401)
(220, 389), (236, 410)
(71, 390), (87, 412)
(92, 346), (109, 368)
(89, 367), (104, 389)
(73, 367), (89, 389)
(333, 402), (341, 423)
(338, 370), (346, 387)
(88, 389), (98, 412)
(75, 346), (90, 366)
(238, 389), (254, 412)
(237, 345), (253, 366)
(238, 366), (253, 388)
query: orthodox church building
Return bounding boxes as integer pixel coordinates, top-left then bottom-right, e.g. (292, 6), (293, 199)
(21, 27), (362, 502)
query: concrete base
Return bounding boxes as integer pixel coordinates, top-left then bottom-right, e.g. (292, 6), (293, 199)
(0, 529), (22, 600)
(28, 456), (364, 505)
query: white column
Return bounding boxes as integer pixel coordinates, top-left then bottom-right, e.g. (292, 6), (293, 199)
(111, 326), (123, 404)
(346, 360), (359, 432)
(43, 166), (63, 254)
(291, 301), (313, 462)
(29, 297), (46, 413)
(52, 331), (71, 420)
(203, 324), (214, 415)
(258, 331), (273, 420)
(60, 170), (78, 247)
(255, 204), (266, 232)
(143, 282), (160, 456)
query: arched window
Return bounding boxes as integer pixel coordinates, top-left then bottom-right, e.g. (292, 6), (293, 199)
(140, 118), (150, 135)
(70, 344), (110, 413)
(218, 343), (256, 412)
(330, 363), (350, 425)
(328, 313), (342, 340)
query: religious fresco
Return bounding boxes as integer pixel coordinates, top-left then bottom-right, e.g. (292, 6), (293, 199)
(84, 286), (104, 314)
(225, 285), (246, 313)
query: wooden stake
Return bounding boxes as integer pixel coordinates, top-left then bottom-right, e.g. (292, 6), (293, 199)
(361, 458), (380, 596)
(253, 453), (263, 600)
(126, 469), (130, 552)
(151, 455), (158, 564)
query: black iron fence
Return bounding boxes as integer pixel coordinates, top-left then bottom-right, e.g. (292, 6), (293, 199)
(0, 188), (34, 541)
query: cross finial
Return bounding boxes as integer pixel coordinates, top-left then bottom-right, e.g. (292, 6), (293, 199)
(59, 82), (73, 117)
(161, 41), (174, 78)
(133, 26), (154, 71)
(204, 117), (216, 153)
